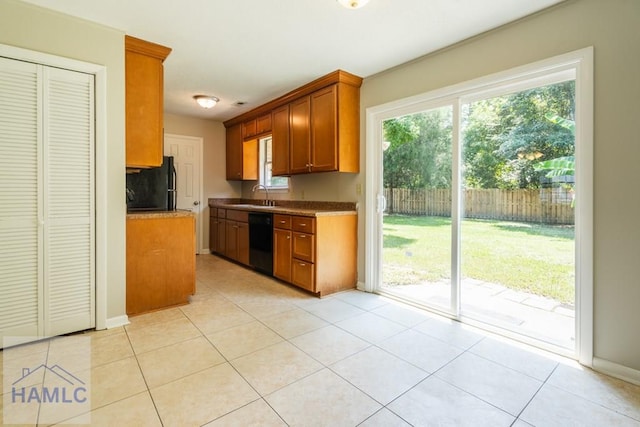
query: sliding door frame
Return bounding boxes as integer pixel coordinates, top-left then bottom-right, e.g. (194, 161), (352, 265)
(365, 47), (593, 364)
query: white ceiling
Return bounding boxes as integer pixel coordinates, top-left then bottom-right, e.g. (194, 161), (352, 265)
(20, 0), (564, 121)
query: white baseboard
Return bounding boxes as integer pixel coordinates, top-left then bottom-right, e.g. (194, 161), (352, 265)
(201, 248), (210, 255)
(356, 281), (367, 292)
(592, 357), (640, 386)
(104, 315), (130, 329)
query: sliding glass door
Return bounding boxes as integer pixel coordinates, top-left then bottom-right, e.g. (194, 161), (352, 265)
(380, 106), (454, 313)
(368, 49), (592, 358)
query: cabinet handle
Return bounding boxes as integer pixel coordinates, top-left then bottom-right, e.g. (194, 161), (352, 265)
(280, 220), (286, 224)
(299, 262), (306, 266)
(299, 223), (306, 226)
(299, 234), (306, 238)
(286, 236), (290, 240)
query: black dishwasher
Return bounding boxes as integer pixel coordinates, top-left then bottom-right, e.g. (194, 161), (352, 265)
(248, 212), (273, 275)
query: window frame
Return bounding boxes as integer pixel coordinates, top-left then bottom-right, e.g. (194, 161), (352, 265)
(258, 135), (289, 190)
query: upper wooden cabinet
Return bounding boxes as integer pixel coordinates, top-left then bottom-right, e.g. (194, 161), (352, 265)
(125, 35), (171, 168)
(289, 96), (311, 175)
(223, 70), (362, 177)
(226, 123), (258, 180)
(242, 113), (272, 139)
(271, 104), (290, 176)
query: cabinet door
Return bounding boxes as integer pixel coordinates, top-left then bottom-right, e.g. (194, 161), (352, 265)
(272, 104), (290, 176)
(242, 118), (257, 139)
(125, 37), (170, 168)
(217, 218), (227, 255)
(225, 220), (238, 259)
(209, 217), (218, 253)
(226, 124), (243, 180)
(289, 96), (311, 174)
(310, 85), (338, 172)
(256, 113), (272, 134)
(273, 228), (292, 282)
(237, 221), (250, 265)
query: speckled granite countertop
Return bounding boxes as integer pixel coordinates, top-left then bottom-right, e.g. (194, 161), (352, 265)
(208, 198), (357, 217)
(126, 210), (195, 219)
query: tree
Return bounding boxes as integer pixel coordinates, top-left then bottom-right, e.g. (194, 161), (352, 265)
(383, 107), (452, 190)
(534, 113), (576, 178)
(463, 80), (575, 189)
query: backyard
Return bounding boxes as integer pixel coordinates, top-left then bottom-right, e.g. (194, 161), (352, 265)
(382, 215), (575, 304)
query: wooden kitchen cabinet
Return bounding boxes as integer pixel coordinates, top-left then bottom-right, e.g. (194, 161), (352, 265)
(272, 213), (357, 296)
(209, 208), (227, 254)
(289, 96), (312, 174)
(209, 208), (218, 253)
(126, 214), (195, 315)
(223, 70), (361, 177)
(310, 85), (339, 172)
(271, 104), (290, 176)
(224, 209), (250, 265)
(256, 114), (272, 135)
(125, 35), (171, 168)
(242, 113), (272, 139)
(226, 123), (258, 180)
(273, 214), (292, 282)
(217, 209), (226, 254)
(289, 83), (359, 175)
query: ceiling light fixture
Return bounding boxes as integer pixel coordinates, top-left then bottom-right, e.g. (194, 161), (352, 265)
(337, 0), (370, 9)
(194, 95), (219, 109)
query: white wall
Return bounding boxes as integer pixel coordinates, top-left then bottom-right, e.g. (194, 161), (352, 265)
(0, 0), (126, 322)
(360, 0), (640, 372)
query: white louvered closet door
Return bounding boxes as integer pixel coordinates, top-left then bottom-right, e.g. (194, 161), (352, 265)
(0, 57), (95, 346)
(43, 66), (95, 336)
(0, 57), (42, 342)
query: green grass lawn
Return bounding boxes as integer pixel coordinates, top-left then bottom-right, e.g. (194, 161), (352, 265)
(383, 215), (575, 304)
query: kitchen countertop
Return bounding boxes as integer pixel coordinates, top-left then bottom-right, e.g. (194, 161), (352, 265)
(208, 198), (357, 217)
(126, 210), (195, 219)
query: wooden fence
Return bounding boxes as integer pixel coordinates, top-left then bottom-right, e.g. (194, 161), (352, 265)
(384, 187), (574, 224)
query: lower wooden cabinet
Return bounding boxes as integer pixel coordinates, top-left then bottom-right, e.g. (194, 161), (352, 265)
(211, 208), (249, 266)
(273, 213), (356, 296)
(273, 227), (292, 282)
(126, 214), (195, 315)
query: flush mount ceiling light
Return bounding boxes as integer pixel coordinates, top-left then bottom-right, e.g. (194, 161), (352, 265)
(337, 0), (370, 9)
(194, 95), (219, 109)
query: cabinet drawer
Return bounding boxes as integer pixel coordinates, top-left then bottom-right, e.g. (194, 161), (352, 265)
(226, 209), (248, 222)
(292, 216), (316, 233)
(292, 259), (314, 292)
(210, 207), (217, 218)
(217, 209), (226, 218)
(274, 214), (291, 230)
(292, 231), (314, 262)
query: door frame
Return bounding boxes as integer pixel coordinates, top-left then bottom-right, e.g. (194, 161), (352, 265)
(0, 43), (108, 330)
(365, 47), (593, 364)
(164, 133), (204, 254)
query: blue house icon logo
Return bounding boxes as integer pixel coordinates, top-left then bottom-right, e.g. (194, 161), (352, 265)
(12, 364), (88, 404)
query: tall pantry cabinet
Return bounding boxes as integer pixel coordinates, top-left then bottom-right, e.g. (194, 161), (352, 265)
(0, 56), (95, 348)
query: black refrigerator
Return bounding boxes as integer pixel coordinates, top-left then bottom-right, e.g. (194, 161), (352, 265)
(126, 156), (176, 212)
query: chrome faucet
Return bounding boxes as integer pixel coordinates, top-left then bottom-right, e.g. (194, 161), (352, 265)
(251, 184), (271, 206)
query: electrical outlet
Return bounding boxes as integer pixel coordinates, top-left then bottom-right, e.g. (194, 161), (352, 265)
(356, 183), (362, 195)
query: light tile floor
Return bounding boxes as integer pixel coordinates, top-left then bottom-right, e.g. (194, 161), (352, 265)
(2, 254), (639, 426)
